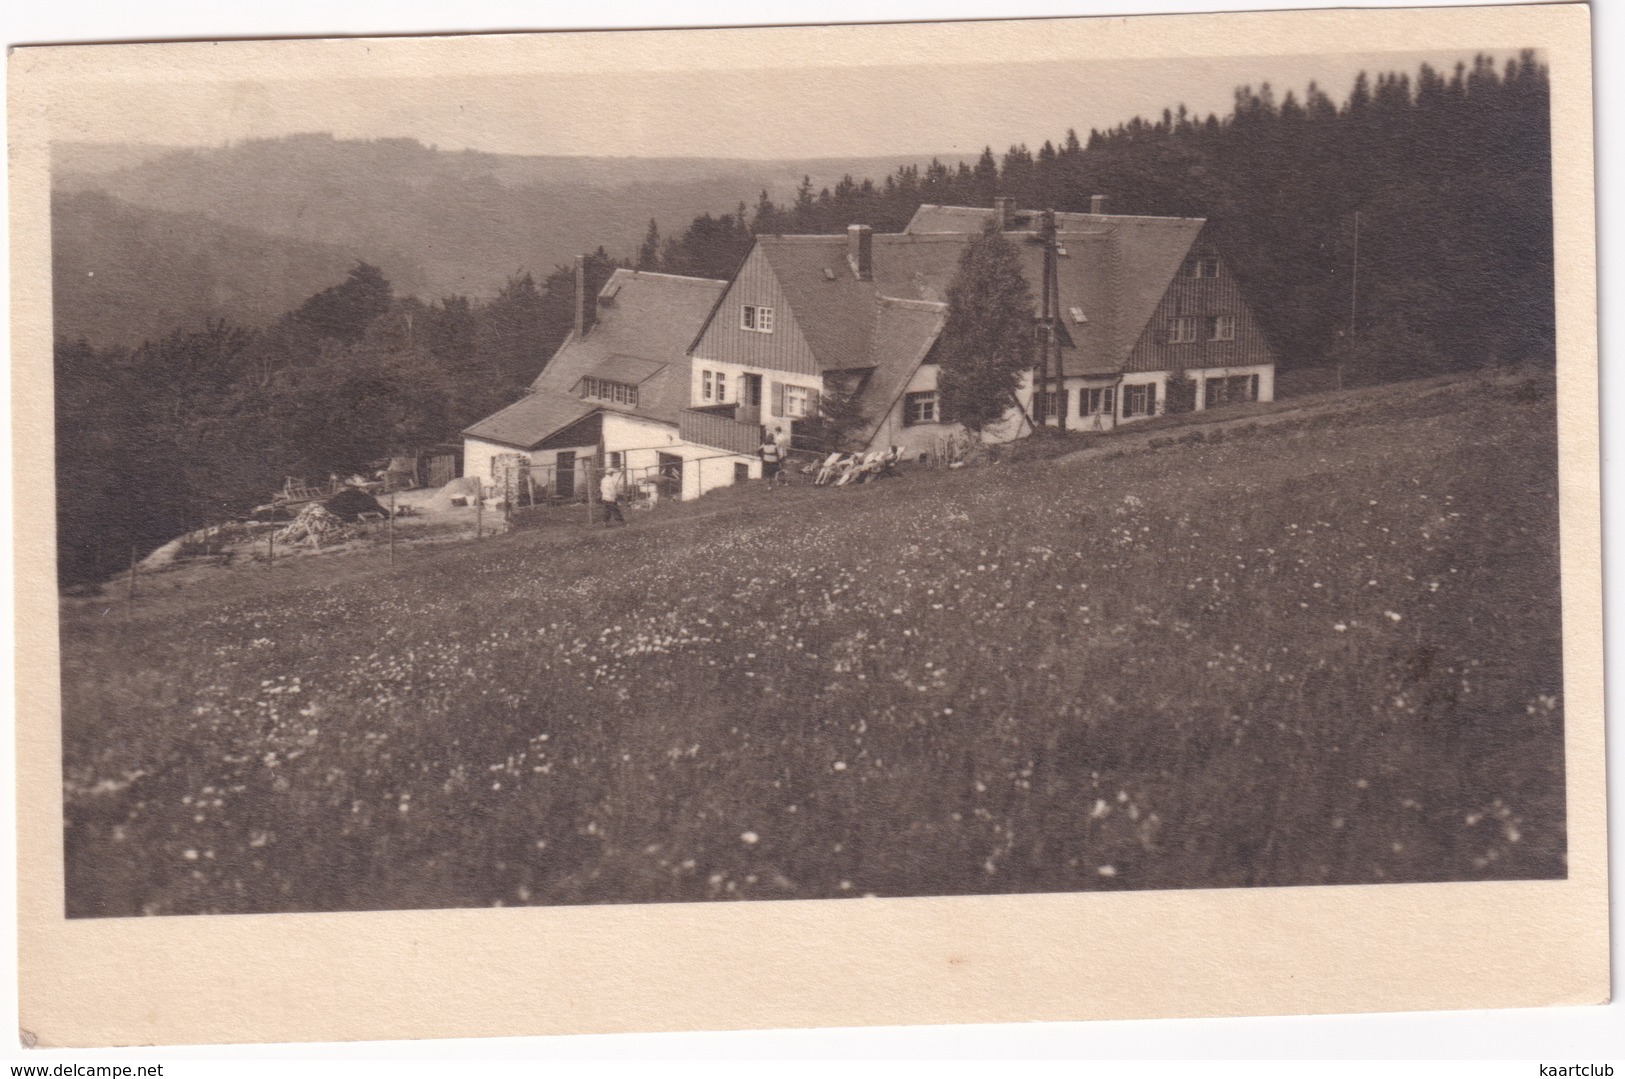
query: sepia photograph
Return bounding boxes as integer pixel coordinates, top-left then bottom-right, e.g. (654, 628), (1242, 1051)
(11, 1), (1607, 1048)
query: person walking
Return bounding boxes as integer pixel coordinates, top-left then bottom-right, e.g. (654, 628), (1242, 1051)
(599, 466), (627, 528)
(759, 432), (784, 493)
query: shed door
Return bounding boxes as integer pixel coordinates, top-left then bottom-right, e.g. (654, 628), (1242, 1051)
(555, 451), (576, 499)
(657, 452), (683, 498)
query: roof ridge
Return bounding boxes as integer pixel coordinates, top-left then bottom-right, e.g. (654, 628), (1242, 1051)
(609, 268), (729, 287)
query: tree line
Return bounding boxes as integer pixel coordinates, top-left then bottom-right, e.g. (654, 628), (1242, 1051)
(645, 52), (1553, 380)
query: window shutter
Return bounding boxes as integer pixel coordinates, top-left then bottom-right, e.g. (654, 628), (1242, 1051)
(1059, 390), (1070, 420)
(1250, 374), (1260, 401)
(771, 381), (784, 418)
(808, 388), (821, 417)
(1147, 382), (1158, 414)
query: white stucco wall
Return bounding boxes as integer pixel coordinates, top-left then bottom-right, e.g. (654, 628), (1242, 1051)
(690, 357), (822, 441)
(463, 437), (597, 498)
(864, 362), (1035, 455)
(1190, 363), (1275, 409)
(1052, 377), (1121, 433)
(599, 412), (758, 501)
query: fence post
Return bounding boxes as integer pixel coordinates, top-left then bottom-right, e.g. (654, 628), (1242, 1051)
(267, 531), (275, 570)
(127, 545), (136, 601)
(591, 461), (604, 529)
(475, 493), (483, 540)
(388, 490), (396, 566)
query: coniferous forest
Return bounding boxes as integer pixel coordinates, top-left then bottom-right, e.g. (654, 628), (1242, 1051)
(55, 53), (1552, 588)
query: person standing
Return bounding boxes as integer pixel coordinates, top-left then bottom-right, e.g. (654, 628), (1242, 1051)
(759, 432), (783, 493)
(600, 466), (627, 528)
(775, 428), (793, 486)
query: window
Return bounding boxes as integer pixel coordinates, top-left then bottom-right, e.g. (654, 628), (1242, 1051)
(1205, 315), (1236, 341)
(785, 385), (813, 418)
(1080, 387), (1114, 416)
(1034, 390), (1068, 423)
(1187, 254), (1220, 278)
(1203, 373), (1259, 409)
(607, 451), (624, 470)
(716, 372), (727, 402)
(582, 377), (638, 407)
(1069, 305), (1088, 324)
(741, 305), (774, 333)
(1123, 382), (1157, 418)
(702, 370), (713, 401)
(1167, 317), (1198, 344)
(904, 391), (939, 426)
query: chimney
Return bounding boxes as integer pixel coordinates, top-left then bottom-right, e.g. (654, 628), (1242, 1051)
(573, 254), (596, 338)
(846, 224), (873, 281)
(994, 196), (1014, 229)
(1090, 194), (1108, 215)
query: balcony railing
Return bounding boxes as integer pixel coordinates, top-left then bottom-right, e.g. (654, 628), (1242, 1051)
(680, 407), (762, 455)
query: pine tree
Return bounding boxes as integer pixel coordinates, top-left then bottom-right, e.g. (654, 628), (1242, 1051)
(636, 219), (662, 271)
(936, 223), (1036, 433)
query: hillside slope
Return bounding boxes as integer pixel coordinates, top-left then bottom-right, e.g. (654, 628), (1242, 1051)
(51, 189), (428, 347)
(61, 374), (1564, 916)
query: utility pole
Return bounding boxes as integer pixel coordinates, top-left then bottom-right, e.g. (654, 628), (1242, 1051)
(1037, 209), (1067, 433)
(1339, 210), (1361, 393)
(1048, 210), (1066, 432)
(388, 489), (396, 566)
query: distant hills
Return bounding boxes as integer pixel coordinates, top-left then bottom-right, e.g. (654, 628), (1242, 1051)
(53, 134), (955, 347)
(52, 189), (430, 351)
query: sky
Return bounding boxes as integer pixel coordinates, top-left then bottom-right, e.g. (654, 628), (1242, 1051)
(46, 45), (1534, 161)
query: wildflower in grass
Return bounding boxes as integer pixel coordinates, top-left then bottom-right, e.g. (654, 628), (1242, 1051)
(1097, 865), (1117, 877)
(740, 831), (759, 845)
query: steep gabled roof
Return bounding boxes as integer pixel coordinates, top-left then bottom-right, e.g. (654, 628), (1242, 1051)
(852, 297), (948, 445)
(464, 268), (726, 448)
(902, 204), (1207, 374)
(534, 269), (728, 424)
(756, 237), (881, 372)
(752, 215), (1200, 385)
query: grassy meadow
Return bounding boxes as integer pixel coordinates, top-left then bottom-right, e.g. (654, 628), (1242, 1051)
(60, 373), (1565, 916)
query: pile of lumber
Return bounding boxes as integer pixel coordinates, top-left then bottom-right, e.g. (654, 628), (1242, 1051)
(273, 503), (354, 549)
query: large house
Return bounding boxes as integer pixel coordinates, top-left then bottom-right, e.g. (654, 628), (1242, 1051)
(464, 197), (1277, 502)
(691, 196), (1277, 459)
(462, 263), (761, 502)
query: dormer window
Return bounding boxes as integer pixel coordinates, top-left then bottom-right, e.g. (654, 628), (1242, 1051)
(582, 377), (639, 407)
(1069, 305), (1088, 324)
(741, 305), (774, 333)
